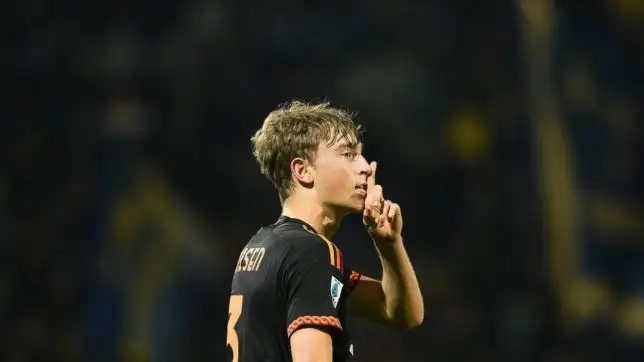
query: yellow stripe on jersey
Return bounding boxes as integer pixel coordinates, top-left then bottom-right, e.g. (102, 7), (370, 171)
(302, 225), (337, 268)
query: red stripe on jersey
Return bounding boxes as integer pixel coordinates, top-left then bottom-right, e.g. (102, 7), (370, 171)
(334, 245), (343, 272)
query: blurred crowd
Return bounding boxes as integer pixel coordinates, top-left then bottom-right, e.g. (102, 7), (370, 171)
(2, 0), (643, 361)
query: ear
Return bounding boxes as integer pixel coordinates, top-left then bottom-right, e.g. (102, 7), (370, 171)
(290, 157), (314, 184)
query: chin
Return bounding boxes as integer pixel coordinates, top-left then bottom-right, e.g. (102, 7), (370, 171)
(327, 195), (366, 216)
(345, 200), (366, 214)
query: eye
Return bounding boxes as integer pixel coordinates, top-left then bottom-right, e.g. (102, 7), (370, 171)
(342, 152), (357, 160)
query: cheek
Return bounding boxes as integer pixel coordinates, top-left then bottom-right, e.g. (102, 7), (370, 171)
(316, 162), (350, 190)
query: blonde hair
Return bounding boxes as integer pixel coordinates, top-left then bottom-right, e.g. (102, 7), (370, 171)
(251, 100), (362, 203)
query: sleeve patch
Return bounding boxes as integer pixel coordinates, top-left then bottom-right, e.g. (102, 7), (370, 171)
(330, 276), (344, 308)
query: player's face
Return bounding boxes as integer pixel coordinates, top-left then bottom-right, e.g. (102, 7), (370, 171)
(312, 138), (370, 214)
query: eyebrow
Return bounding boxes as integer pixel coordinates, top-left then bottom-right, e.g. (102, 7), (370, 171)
(335, 141), (363, 151)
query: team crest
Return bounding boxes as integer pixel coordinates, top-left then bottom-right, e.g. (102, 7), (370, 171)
(330, 276), (343, 308)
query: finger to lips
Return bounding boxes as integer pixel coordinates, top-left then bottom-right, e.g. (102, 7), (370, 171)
(367, 161), (378, 188)
(371, 185), (383, 213)
(364, 161), (382, 229)
(365, 162), (379, 204)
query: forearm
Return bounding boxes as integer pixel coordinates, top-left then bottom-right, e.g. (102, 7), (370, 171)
(375, 236), (424, 327)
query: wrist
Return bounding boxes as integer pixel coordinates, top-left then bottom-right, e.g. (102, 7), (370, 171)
(374, 236), (407, 270)
(373, 234), (404, 250)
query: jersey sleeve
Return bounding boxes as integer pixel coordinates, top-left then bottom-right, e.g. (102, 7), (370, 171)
(283, 236), (343, 338)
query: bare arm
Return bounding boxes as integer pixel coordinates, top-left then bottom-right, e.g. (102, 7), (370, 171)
(353, 161), (424, 328)
(290, 328), (333, 362)
(349, 236), (424, 328)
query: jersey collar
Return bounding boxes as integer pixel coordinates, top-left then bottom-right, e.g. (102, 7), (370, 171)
(276, 215), (318, 234)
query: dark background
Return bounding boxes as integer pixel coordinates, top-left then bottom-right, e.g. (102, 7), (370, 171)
(2, 0), (643, 361)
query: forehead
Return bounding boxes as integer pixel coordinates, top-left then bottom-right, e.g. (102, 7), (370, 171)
(315, 125), (362, 154)
(319, 138), (363, 153)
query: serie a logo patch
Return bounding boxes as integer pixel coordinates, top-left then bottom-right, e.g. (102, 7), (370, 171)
(330, 276), (344, 309)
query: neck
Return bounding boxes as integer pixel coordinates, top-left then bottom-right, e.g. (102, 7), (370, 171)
(282, 196), (342, 239)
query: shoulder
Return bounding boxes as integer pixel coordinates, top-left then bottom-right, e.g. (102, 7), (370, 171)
(273, 223), (337, 267)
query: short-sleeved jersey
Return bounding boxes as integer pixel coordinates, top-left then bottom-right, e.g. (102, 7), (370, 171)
(226, 216), (361, 362)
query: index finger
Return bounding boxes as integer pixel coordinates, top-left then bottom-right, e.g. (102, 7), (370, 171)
(367, 161), (378, 189)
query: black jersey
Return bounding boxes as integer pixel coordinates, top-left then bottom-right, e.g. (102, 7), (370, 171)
(226, 216), (361, 362)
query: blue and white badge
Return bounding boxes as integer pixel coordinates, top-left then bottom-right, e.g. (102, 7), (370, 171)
(330, 276), (344, 309)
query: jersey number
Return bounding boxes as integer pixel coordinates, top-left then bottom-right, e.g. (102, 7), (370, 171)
(226, 295), (243, 362)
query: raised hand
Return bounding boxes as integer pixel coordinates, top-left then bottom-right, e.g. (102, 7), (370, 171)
(362, 162), (403, 242)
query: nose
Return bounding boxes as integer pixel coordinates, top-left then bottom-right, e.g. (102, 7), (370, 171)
(358, 156), (371, 176)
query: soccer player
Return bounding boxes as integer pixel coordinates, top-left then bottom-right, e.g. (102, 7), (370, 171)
(226, 101), (424, 362)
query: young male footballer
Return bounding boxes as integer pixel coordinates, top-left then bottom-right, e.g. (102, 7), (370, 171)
(226, 101), (423, 362)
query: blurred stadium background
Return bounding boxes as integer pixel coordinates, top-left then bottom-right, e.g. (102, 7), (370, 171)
(2, 0), (643, 361)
